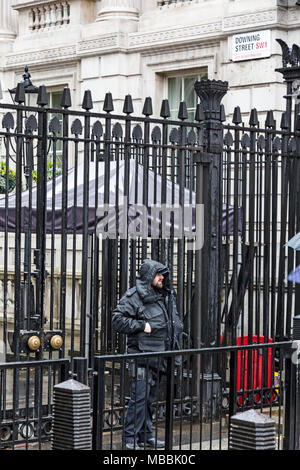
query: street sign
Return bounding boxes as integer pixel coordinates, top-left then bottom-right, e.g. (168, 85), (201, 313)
(232, 30), (271, 62)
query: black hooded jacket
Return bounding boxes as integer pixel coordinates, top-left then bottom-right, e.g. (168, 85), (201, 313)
(112, 259), (183, 367)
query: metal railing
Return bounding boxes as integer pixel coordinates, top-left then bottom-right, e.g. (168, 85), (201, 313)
(92, 341), (293, 451)
(0, 358), (69, 449)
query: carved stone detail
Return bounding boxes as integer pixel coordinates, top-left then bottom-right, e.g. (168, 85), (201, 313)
(223, 9), (278, 31)
(129, 22), (222, 48)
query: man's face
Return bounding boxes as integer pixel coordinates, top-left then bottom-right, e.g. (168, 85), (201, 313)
(152, 273), (164, 289)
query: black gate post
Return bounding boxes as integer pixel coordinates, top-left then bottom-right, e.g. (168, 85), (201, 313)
(194, 79), (228, 420)
(275, 39), (300, 337)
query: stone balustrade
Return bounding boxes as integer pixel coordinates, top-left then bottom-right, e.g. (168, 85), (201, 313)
(29, 1), (70, 31)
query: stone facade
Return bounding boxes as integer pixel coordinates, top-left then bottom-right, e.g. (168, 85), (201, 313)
(0, 0), (298, 121)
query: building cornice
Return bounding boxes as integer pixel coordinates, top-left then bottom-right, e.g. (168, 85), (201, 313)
(5, 7), (298, 68)
(128, 22), (222, 50)
(222, 7), (287, 31)
(6, 44), (77, 68)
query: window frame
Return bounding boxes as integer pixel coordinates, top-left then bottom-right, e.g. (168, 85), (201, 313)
(166, 69), (207, 121)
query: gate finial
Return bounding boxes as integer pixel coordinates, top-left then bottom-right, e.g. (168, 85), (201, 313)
(194, 79), (228, 121)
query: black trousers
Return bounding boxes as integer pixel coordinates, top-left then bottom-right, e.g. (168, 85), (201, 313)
(124, 367), (158, 445)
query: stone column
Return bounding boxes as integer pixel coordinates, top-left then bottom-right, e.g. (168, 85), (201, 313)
(0, 0), (18, 40)
(96, 0), (140, 31)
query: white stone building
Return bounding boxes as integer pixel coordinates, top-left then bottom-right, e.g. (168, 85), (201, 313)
(0, 0), (299, 122)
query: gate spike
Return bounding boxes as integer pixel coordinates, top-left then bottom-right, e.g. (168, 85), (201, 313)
(249, 108), (259, 127)
(61, 87), (72, 109)
(280, 112), (289, 130)
(123, 95), (134, 115)
(178, 101), (188, 120)
(37, 85), (48, 107)
(195, 103), (205, 122)
(103, 92), (114, 112)
(265, 110), (276, 128)
(82, 90), (93, 111)
(142, 97), (153, 116)
(232, 106), (242, 124)
(296, 113), (300, 131)
(15, 82), (25, 104)
(160, 99), (170, 119)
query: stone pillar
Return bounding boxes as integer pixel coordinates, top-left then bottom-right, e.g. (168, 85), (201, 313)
(0, 0), (17, 40)
(0, 0), (17, 99)
(96, 0), (140, 32)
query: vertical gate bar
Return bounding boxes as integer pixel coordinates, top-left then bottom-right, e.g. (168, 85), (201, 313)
(276, 119), (289, 340)
(186, 139), (194, 349)
(24, 129), (34, 333)
(232, 123), (240, 345)
(101, 100), (112, 353)
(14, 103), (24, 358)
(256, 144), (263, 340)
(295, 116), (300, 319)
(80, 101), (91, 357)
(3, 129), (11, 360)
(25, 365), (30, 449)
(263, 119), (272, 343)
(271, 141), (279, 342)
(92, 357), (105, 450)
(70, 128), (79, 360)
(165, 355), (175, 450)
(59, 104), (69, 358)
(160, 106), (169, 266)
(118, 110), (131, 355)
(283, 353), (296, 450)
(49, 127), (57, 336)
(112, 133), (120, 352)
(222, 135), (232, 344)
(142, 101), (151, 260)
(177, 112), (186, 330)
(248, 122), (256, 343)
(168, 133), (176, 284)
(120, 111), (131, 296)
(228, 347), (237, 452)
(287, 146), (296, 338)
(91, 129), (101, 363)
(36, 106), (48, 359)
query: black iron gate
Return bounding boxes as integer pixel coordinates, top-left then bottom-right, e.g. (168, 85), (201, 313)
(0, 39), (299, 448)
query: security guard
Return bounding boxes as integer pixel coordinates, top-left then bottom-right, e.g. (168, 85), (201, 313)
(112, 259), (183, 450)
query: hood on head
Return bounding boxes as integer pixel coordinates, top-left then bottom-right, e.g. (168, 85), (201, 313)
(136, 259), (170, 302)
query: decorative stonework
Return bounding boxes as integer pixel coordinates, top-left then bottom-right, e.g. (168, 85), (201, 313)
(129, 22), (222, 48)
(29, 1), (70, 32)
(6, 44), (76, 67)
(223, 9), (280, 31)
(77, 34), (127, 54)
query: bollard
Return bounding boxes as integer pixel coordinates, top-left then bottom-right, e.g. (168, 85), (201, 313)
(51, 379), (92, 450)
(229, 409), (276, 450)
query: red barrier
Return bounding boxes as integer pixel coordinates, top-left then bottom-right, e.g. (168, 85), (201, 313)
(236, 335), (273, 405)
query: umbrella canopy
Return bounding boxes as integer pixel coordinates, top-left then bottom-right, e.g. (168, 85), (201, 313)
(288, 265), (300, 284)
(285, 233), (300, 251)
(0, 159), (242, 236)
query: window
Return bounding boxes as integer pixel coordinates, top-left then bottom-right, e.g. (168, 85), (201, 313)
(47, 91), (63, 166)
(168, 72), (207, 121)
